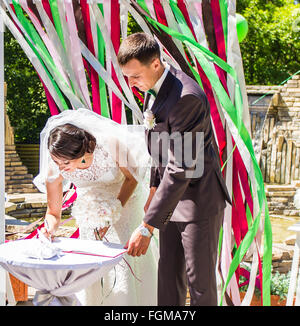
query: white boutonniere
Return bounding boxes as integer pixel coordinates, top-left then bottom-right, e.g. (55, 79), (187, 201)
(143, 109), (156, 130)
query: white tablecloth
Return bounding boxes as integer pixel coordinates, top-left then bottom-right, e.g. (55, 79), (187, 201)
(0, 238), (127, 305)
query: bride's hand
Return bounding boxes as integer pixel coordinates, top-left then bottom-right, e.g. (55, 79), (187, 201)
(94, 226), (110, 241)
(40, 218), (57, 241)
(40, 226), (54, 241)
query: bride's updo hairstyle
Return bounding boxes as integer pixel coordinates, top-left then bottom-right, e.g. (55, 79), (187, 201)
(48, 123), (96, 160)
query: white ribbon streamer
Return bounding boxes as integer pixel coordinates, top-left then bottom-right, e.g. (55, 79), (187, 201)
(160, 0), (187, 60)
(227, 0), (251, 133)
(3, 0), (87, 110)
(64, 0), (92, 110)
(185, 0), (208, 49)
(19, 0), (70, 88)
(241, 242), (260, 306)
(80, 40), (143, 123)
(90, 3), (143, 122)
(89, 4), (99, 59)
(34, 0), (86, 110)
(54, 0), (90, 109)
(219, 128), (237, 305)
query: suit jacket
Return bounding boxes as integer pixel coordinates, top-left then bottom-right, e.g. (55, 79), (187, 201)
(143, 66), (231, 231)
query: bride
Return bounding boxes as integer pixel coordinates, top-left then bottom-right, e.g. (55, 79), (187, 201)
(33, 108), (158, 306)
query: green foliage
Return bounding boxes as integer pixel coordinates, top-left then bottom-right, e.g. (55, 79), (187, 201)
(237, 0), (300, 85)
(127, 12), (143, 37)
(239, 264), (291, 301)
(270, 271), (291, 300)
(4, 12), (142, 142)
(4, 29), (51, 144)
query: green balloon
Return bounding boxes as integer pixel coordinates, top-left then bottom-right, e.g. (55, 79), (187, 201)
(236, 13), (248, 42)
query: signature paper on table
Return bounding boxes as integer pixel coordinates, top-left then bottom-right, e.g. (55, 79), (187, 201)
(55, 237), (127, 258)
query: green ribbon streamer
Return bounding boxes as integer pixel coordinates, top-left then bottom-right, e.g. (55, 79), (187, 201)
(168, 0), (244, 132)
(246, 204), (253, 229)
(97, 4), (110, 118)
(221, 143), (236, 172)
(12, 0), (68, 111)
(136, 0), (151, 15)
(143, 2), (272, 306)
(48, 0), (77, 95)
(252, 69), (300, 106)
(219, 0), (228, 54)
(48, 0), (65, 50)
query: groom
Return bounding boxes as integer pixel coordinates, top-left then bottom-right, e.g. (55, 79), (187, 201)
(117, 33), (231, 306)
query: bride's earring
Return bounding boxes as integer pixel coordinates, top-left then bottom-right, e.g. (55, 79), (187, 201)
(81, 158), (86, 164)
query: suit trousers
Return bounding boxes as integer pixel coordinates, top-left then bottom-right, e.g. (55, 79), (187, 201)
(157, 210), (224, 306)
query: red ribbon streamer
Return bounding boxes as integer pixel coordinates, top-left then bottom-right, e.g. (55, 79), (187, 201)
(9, 3), (59, 115)
(211, 0), (227, 62)
(175, 1), (261, 298)
(176, 0), (227, 165)
(110, 0), (122, 123)
(234, 145), (254, 217)
(42, 0), (54, 24)
(153, 0), (168, 26)
(210, 0), (228, 93)
(80, 0), (101, 115)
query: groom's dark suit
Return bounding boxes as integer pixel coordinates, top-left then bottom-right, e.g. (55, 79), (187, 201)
(143, 66), (231, 306)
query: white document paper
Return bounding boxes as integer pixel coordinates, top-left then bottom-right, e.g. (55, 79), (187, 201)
(53, 237), (127, 258)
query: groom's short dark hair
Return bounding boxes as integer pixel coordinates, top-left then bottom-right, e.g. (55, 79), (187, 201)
(117, 32), (161, 66)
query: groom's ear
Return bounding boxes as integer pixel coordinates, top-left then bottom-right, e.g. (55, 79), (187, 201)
(151, 57), (161, 71)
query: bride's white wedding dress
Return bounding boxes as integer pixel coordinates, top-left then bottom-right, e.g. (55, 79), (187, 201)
(60, 143), (158, 306)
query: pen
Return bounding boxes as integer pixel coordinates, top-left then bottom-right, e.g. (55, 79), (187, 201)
(94, 228), (101, 241)
(44, 219), (52, 242)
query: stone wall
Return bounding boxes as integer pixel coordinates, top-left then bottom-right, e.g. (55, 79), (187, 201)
(247, 75), (300, 218)
(265, 184), (299, 217)
(5, 194), (71, 221)
(248, 75), (300, 186)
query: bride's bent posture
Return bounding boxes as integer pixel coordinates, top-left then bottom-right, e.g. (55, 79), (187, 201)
(34, 108), (157, 306)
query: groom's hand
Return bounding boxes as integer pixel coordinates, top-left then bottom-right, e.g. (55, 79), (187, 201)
(126, 224), (153, 257)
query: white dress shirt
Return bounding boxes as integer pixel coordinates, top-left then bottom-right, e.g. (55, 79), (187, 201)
(148, 64), (169, 110)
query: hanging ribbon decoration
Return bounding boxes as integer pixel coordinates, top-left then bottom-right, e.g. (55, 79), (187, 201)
(2, 0), (272, 306)
(130, 0), (272, 306)
(80, 0), (101, 115)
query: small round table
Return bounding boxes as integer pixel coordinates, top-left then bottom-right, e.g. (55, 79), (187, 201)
(0, 237), (126, 305)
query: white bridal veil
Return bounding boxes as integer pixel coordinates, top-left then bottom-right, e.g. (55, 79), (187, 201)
(33, 108), (151, 193)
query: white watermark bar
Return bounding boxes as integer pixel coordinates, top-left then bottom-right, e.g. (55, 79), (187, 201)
(149, 131), (205, 178)
(110, 130), (205, 179)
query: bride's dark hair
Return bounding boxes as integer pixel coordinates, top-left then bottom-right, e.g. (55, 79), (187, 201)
(48, 124), (96, 160)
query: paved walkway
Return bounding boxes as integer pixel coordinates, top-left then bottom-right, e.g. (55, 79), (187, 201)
(6, 192), (47, 203)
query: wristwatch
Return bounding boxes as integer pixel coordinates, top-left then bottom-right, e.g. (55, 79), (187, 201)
(138, 224), (153, 238)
